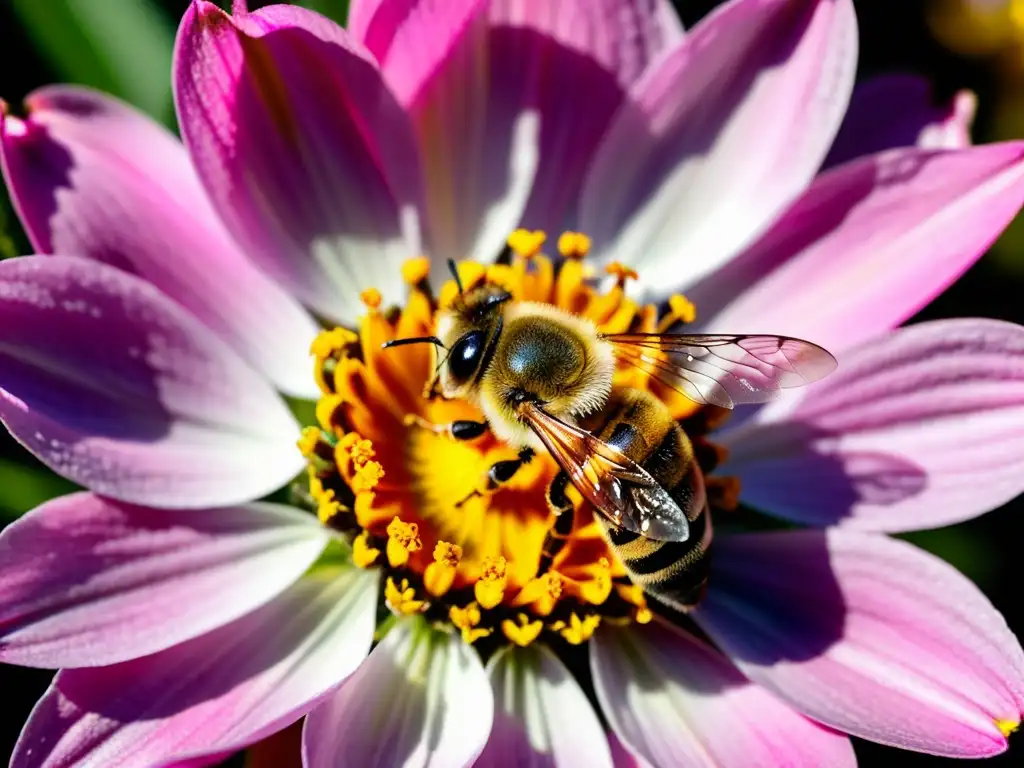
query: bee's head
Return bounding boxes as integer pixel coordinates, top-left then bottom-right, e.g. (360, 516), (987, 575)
(432, 282), (511, 402)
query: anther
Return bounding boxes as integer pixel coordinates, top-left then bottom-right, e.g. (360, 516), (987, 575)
(352, 461), (385, 493)
(450, 603), (492, 644)
(353, 531), (381, 568)
(580, 557), (613, 605)
(502, 614), (544, 646)
(401, 257), (432, 287)
(338, 433), (376, 467)
(508, 229), (547, 260)
(475, 555), (508, 609)
(315, 488), (342, 525)
(360, 287), (383, 310)
(309, 327), (358, 359)
(424, 541), (462, 598)
(657, 294), (697, 332)
(551, 613), (601, 645)
(605, 261), (638, 286)
(385, 516), (421, 567)
(557, 231), (591, 259)
(385, 577), (427, 615)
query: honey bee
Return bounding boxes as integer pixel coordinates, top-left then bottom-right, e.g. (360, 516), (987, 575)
(384, 263), (836, 613)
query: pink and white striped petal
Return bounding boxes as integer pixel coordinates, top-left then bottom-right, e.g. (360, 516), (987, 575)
(694, 142), (1024, 352)
(174, 1), (423, 324)
(592, 621), (855, 767)
(303, 619), (493, 768)
(0, 86), (319, 398)
(824, 74), (976, 168)
(0, 256), (302, 508)
(11, 568), (378, 768)
(580, 0), (857, 300)
(477, 644), (613, 768)
(0, 493), (329, 668)
(694, 530), (1024, 757)
(718, 319), (1024, 531)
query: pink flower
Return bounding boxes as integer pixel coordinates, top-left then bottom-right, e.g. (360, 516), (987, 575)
(0, 0), (1022, 766)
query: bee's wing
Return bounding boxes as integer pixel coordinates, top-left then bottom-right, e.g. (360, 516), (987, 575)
(605, 333), (837, 409)
(520, 402), (690, 542)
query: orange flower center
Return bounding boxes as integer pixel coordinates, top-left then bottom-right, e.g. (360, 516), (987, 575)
(299, 231), (736, 647)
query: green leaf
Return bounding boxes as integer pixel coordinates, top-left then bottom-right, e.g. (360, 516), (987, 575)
(297, 0), (350, 24)
(11, 0), (175, 123)
(0, 459), (79, 523)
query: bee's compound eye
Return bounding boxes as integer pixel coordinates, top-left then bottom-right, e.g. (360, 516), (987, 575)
(448, 330), (486, 384)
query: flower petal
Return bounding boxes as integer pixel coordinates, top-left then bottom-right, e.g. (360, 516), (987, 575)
(0, 86), (319, 398)
(173, 1), (423, 323)
(592, 622), (855, 767)
(303, 619), (493, 768)
(478, 644), (613, 768)
(694, 142), (1024, 352)
(694, 530), (1024, 757)
(0, 493), (328, 668)
(719, 319), (1024, 531)
(579, 0), (857, 298)
(11, 568), (378, 768)
(824, 74), (976, 168)
(0, 256), (302, 508)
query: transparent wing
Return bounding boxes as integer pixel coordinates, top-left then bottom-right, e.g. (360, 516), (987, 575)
(606, 333), (837, 409)
(520, 402), (690, 542)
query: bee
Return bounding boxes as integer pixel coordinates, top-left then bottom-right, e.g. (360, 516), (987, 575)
(384, 262), (836, 613)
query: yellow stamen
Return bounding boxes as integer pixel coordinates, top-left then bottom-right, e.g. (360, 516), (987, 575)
(338, 433), (376, 467)
(474, 555), (508, 609)
(502, 614), (544, 646)
(316, 488), (341, 524)
(401, 256), (431, 286)
(512, 571), (563, 616)
(296, 427), (322, 459)
(352, 461), (385, 494)
(996, 718), (1019, 738)
(315, 394), (345, 435)
(605, 261), (638, 284)
(360, 287), (383, 310)
(353, 531), (380, 568)
(579, 557), (613, 605)
(424, 541), (462, 597)
(507, 228), (547, 260)
(557, 231), (591, 259)
(309, 327), (358, 359)
(551, 613), (601, 645)
(385, 577), (426, 615)
(438, 262), (488, 308)
(386, 516), (422, 568)
(450, 602), (492, 644)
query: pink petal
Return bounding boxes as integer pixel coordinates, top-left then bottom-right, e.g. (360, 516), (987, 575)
(0, 86), (319, 398)
(0, 256), (302, 508)
(0, 493), (328, 668)
(825, 74), (976, 167)
(592, 622), (856, 767)
(303, 619), (493, 768)
(694, 530), (1024, 757)
(173, 1), (423, 324)
(719, 319), (1024, 531)
(608, 731), (649, 768)
(11, 568), (378, 768)
(694, 141), (1024, 352)
(579, 0), (857, 299)
(478, 644), (612, 768)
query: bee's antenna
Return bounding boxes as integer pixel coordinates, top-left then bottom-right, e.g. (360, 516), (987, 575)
(447, 259), (464, 294)
(382, 336), (446, 350)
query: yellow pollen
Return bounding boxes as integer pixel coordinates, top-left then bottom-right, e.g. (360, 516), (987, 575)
(996, 718), (1019, 738)
(315, 488), (341, 524)
(551, 613), (601, 645)
(507, 228), (547, 259)
(353, 531), (380, 568)
(309, 327), (357, 358)
(401, 256), (431, 286)
(502, 614), (544, 646)
(606, 261), (638, 284)
(557, 231), (591, 259)
(385, 577), (426, 615)
(475, 555), (508, 610)
(338, 433), (376, 467)
(360, 287), (383, 310)
(668, 294), (697, 324)
(513, 572), (563, 616)
(450, 602), (492, 644)
(424, 541), (462, 597)
(579, 557), (614, 605)
(296, 426), (322, 459)
(352, 461), (385, 494)
(386, 516), (422, 567)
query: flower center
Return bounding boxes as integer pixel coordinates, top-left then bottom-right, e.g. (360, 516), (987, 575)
(298, 231), (738, 648)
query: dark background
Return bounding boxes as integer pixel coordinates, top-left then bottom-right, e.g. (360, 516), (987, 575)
(0, 0), (1021, 765)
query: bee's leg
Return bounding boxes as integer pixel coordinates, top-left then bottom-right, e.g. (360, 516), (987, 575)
(538, 471), (574, 575)
(404, 415), (490, 441)
(455, 447), (534, 507)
